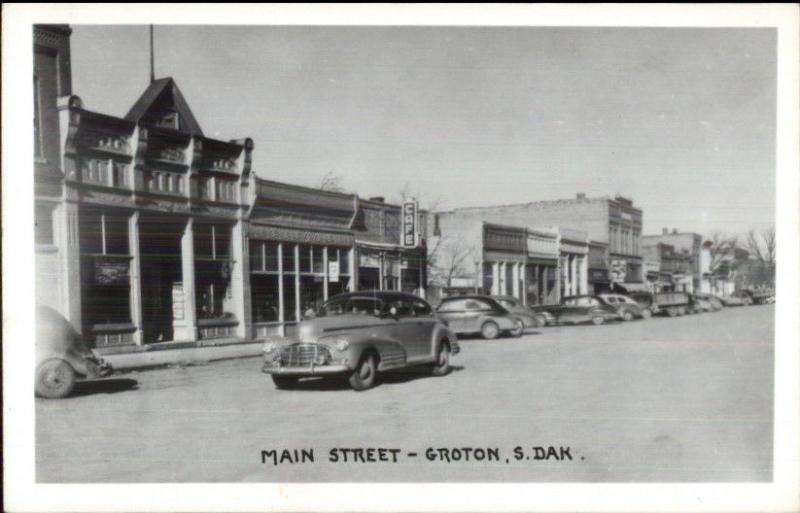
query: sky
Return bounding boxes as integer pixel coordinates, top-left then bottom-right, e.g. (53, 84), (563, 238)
(69, 25), (777, 236)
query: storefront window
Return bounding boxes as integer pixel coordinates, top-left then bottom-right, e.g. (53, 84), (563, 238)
(79, 209), (132, 326)
(251, 274), (279, 323)
(194, 223), (234, 320)
(283, 244), (296, 272)
(283, 275), (297, 322)
(300, 275), (325, 317)
(312, 246), (325, 274)
(299, 244), (312, 273)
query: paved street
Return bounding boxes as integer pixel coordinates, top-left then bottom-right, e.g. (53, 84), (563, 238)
(36, 305), (774, 483)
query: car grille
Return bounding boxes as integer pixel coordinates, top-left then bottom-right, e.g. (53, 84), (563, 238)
(279, 343), (331, 367)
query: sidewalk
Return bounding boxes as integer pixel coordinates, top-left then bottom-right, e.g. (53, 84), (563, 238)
(102, 341), (263, 372)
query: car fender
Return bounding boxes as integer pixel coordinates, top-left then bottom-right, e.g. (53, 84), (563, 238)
(431, 324), (459, 355)
(346, 335), (408, 371)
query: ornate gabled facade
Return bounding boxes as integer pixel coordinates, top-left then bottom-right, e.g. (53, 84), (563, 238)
(35, 22), (256, 351)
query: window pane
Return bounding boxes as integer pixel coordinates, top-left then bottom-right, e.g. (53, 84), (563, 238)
(215, 224), (231, 260)
(79, 210), (103, 254)
(327, 276), (351, 298)
(250, 241), (263, 271)
(105, 213), (129, 255)
(312, 246), (325, 273)
(300, 275), (325, 316)
(194, 223), (213, 258)
(339, 248), (350, 273)
(283, 244), (296, 273)
(299, 244), (312, 272)
(283, 275), (297, 321)
(265, 242), (279, 271)
(251, 274), (279, 322)
(195, 260), (233, 319)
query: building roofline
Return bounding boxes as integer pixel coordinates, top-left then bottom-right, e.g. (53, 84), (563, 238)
(434, 194), (643, 215)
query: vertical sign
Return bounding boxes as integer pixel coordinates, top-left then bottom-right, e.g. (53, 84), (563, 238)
(328, 260), (340, 283)
(402, 201), (418, 248)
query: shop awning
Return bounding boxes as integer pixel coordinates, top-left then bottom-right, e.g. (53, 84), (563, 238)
(250, 224), (354, 247)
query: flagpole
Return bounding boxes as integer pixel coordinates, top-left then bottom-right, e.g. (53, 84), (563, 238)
(149, 25), (155, 83)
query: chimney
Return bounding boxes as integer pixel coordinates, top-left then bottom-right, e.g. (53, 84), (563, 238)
(662, 227), (668, 234)
(576, 192), (586, 200)
(369, 196), (385, 203)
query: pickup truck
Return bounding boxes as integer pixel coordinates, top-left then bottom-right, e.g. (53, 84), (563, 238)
(650, 292), (691, 317)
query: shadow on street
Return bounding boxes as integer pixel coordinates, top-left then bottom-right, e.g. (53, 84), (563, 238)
(70, 378), (140, 397)
(270, 365), (466, 392)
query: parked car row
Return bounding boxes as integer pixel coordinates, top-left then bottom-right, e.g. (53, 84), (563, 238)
(36, 285), (774, 397)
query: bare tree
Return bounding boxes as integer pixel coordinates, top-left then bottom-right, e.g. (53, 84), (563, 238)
(745, 227), (776, 286)
(395, 180), (445, 212)
(427, 235), (477, 289)
(318, 172), (346, 193)
(707, 232), (739, 275)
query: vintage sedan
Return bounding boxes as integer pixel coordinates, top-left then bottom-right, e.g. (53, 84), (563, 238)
(261, 292), (459, 391)
(36, 305), (112, 398)
(493, 295), (549, 329)
(597, 293), (651, 320)
(537, 295), (622, 325)
(436, 295), (525, 339)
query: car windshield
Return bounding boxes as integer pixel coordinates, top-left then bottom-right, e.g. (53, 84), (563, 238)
(317, 296), (385, 317)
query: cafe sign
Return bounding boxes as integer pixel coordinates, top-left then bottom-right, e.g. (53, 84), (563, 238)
(401, 201), (418, 248)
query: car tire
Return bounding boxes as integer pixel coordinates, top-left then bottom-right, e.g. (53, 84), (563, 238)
(271, 375), (298, 389)
(591, 316), (605, 326)
(35, 359), (76, 399)
(349, 352), (377, 391)
(431, 342), (451, 377)
(481, 321), (500, 340)
(622, 311), (634, 322)
(509, 320), (524, 337)
(641, 309), (652, 319)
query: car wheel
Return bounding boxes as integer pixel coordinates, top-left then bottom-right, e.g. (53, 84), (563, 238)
(622, 311), (634, 322)
(349, 352), (377, 391)
(509, 320), (524, 337)
(591, 316), (605, 325)
(271, 375), (298, 390)
(431, 342), (451, 377)
(481, 321), (500, 340)
(641, 309), (652, 319)
(35, 359), (76, 399)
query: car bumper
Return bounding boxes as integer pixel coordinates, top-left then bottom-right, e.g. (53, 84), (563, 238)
(84, 357), (112, 379)
(262, 362), (351, 376)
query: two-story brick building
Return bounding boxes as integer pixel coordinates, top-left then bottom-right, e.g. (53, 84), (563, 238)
(431, 193), (644, 294)
(641, 229), (702, 293)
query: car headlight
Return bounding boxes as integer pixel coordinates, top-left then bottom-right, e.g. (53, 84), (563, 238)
(320, 336), (349, 351)
(262, 341), (278, 354)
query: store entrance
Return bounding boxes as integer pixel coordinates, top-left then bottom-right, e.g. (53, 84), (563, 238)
(139, 216), (185, 343)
